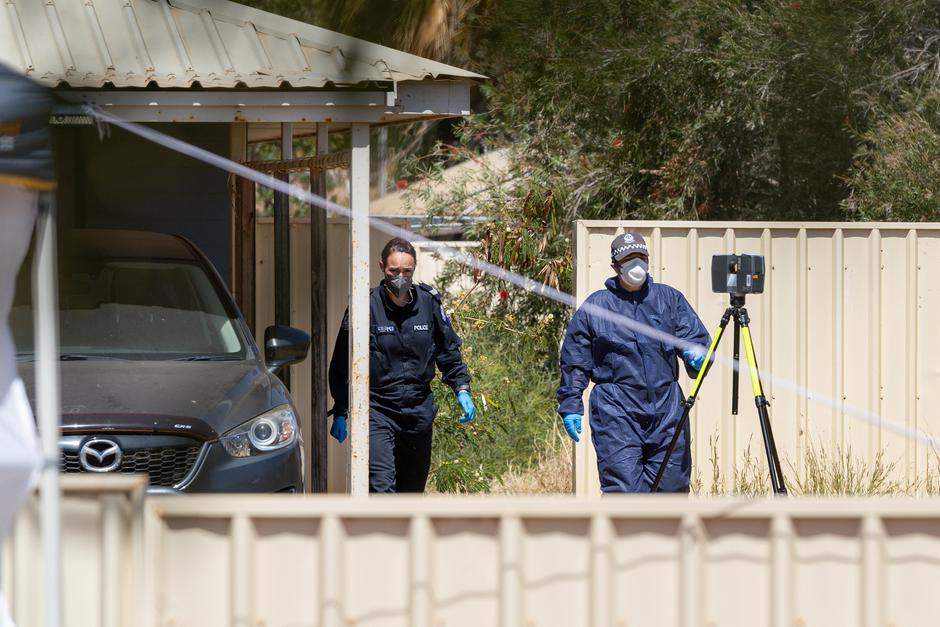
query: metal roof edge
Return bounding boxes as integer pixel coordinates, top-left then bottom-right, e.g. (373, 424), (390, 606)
(171, 0), (487, 82)
(0, 0), (485, 91)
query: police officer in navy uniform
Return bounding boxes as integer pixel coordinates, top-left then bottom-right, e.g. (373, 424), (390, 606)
(557, 232), (711, 493)
(328, 237), (476, 493)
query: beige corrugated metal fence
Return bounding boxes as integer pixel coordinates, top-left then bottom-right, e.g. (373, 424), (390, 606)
(2, 477), (147, 627)
(6, 477), (940, 627)
(574, 221), (940, 496)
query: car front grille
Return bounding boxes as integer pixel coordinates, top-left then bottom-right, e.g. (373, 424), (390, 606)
(61, 443), (203, 487)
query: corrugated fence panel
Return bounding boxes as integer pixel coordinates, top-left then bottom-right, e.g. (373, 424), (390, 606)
(521, 518), (592, 625)
(572, 222), (595, 496)
(2, 477), (146, 627)
(768, 229), (802, 481)
(883, 517), (940, 625)
(253, 518), (323, 624)
(842, 230), (875, 467)
(431, 518), (500, 627)
(344, 518), (411, 626)
(158, 517), (232, 627)
(574, 221), (940, 496)
(917, 233), (940, 476)
(702, 518), (771, 625)
(806, 230), (838, 452)
(610, 517), (681, 626)
(794, 518), (864, 625)
(8, 482), (940, 626)
(881, 231), (915, 479)
(139, 496), (940, 627)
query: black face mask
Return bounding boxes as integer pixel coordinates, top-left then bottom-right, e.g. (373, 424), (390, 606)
(384, 275), (413, 298)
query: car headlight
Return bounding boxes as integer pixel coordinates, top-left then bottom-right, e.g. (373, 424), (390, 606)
(220, 406), (298, 458)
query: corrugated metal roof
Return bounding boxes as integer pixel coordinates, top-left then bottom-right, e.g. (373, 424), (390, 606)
(0, 0), (484, 89)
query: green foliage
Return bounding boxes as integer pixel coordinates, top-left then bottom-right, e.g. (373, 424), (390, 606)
(465, 0), (940, 222)
(428, 271), (564, 492)
(843, 92), (940, 220)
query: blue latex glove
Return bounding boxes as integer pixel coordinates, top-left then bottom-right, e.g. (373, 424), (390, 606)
(330, 415), (347, 443)
(457, 390), (476, 423)
(682, 349), (706, 371)
(562, 414), (582, 442)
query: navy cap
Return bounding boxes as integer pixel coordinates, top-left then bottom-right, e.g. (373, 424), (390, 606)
(610, 232), (649, 262)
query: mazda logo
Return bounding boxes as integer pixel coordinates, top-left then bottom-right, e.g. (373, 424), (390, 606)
(78, 438), (122, 473)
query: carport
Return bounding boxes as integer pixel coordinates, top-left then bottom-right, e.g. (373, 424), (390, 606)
(0, 0), (483, 496)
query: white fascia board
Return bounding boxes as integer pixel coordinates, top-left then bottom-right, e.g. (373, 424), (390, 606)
(63, 92), (392, 107)
(58, 82), (474, 123)
(397, 81), (472, 116)
(60, 106), (390, 124)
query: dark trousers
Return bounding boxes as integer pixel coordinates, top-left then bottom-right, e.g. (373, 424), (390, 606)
(369, 409), (433, 493)
(591, 400), (692, 493)
(595, 424), (692, 493)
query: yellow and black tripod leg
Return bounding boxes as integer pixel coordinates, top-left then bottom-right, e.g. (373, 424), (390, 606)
(650, 313), (728, 492)
(739, 322), (788, 494)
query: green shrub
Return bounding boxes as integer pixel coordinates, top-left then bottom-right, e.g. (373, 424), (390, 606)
(428, 269), (566, 493)
(843, 97), (940, 221)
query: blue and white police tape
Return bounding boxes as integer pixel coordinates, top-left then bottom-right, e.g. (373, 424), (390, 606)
(85, 105), (940, 453)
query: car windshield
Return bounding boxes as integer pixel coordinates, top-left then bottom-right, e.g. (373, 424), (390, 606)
(12, 257), (248, 360)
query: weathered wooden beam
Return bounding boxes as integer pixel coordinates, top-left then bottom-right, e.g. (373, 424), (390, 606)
(233, 176), (256, 334)
(230, 123), (256, 335)
(242, 150), (351, 174)
(309, 124), (330, 493)
(273, 123), (292, 388)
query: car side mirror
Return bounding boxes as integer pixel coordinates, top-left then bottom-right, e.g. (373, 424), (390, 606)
(263, 325), (310, 374)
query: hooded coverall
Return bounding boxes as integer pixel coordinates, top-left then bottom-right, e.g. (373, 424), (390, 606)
(557, 276), (710, 492)
(329, 282), (470, 493)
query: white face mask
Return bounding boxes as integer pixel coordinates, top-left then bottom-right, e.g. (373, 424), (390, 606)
(619, 259), (648, 288)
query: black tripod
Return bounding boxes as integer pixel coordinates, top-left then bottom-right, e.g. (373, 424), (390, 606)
(650, 295), (787, 494)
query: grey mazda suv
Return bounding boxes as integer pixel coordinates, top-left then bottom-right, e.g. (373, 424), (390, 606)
(12, 229), (309, 493)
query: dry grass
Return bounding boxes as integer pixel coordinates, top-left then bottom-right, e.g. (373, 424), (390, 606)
(489, 423), (572, 495)
(693, 434), (940, 497)
(692, 436), (773, 496)
(479, 429), (940, 497)
(425, 423), (573, 495)
(428, 422), (940, 496)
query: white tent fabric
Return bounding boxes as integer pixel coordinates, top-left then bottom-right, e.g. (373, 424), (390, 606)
(0, 183), (40, 627)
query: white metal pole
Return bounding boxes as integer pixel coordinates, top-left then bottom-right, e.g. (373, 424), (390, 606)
(34, 193), (61, 627)
(349, 124), (371, 496)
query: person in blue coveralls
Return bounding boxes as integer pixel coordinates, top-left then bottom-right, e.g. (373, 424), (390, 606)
(556, 232), (711, 493)
(328, 237), (476, 493)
